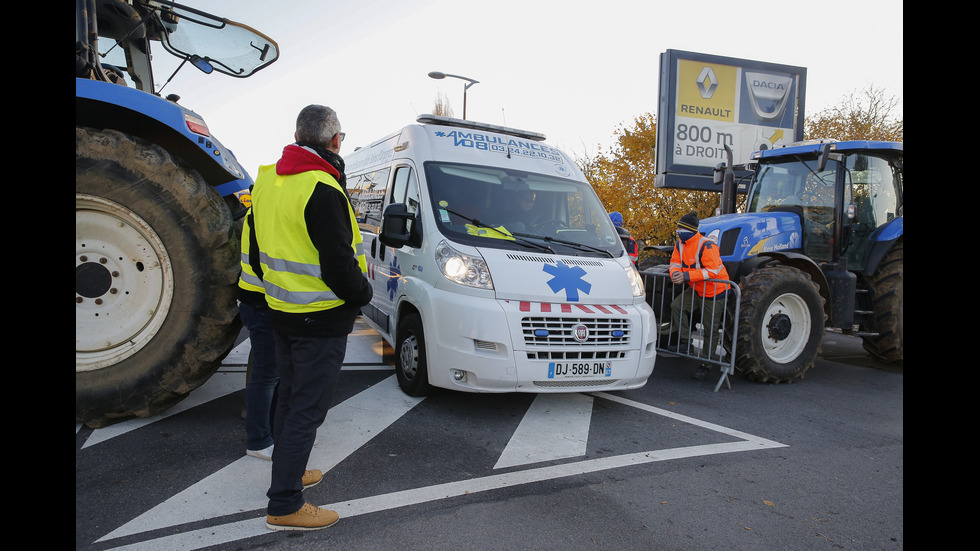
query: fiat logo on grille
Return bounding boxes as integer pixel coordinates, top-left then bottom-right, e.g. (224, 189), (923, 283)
(572, 324), (589, 343)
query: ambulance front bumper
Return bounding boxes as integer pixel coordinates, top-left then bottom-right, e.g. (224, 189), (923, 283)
(421, 288), (656, 393)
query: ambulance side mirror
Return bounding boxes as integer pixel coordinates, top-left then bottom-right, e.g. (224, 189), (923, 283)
(380, 203), (420, 248)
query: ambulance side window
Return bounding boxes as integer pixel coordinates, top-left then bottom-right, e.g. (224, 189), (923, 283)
(349, 168), (390, 234)
(390, 165), (420, 234)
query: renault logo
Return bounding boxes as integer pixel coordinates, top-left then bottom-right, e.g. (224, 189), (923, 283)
(696, 67), (718, 99)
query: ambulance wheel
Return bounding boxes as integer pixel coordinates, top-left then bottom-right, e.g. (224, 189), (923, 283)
(396, 313), (433, 396)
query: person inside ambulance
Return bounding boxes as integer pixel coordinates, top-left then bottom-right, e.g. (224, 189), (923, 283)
(517, 189), (536, 215)
(493, 181), (539, 232)
(511, 188), (539, 230)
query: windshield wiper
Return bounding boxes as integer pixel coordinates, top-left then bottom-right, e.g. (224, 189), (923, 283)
(441, 207), (555, 254)
(439, 206), (614, 258)
(511, 232), (615, 258)
(793, 155), (832, 185)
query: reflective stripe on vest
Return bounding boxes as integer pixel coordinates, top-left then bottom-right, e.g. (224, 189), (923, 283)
(251, 166), (366, 313)
(237, 208), (265, 294)
(671, 234), (729, 297)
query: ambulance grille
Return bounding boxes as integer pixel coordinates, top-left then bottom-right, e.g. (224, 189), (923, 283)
(533, 379), (620, 388)
(505, 254), (604, 268)
(521, 316), (630, 360)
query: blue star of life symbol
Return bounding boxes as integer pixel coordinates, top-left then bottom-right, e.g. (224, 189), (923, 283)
(543, 261), (591, 302)
(387, 256), (401, 300)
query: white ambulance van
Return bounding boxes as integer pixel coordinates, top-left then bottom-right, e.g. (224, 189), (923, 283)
(345, 115), (656, 396)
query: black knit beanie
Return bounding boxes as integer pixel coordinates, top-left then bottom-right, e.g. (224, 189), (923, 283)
(677, 211), (699, 232)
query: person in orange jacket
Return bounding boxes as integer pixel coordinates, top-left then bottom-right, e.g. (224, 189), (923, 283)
(665, 211), (731, 380)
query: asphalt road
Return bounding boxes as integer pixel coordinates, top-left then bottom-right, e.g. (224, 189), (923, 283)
(76, 321), (903, 551)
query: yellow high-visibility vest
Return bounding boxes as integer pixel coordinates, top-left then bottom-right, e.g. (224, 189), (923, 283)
(251, 164), (366, 314)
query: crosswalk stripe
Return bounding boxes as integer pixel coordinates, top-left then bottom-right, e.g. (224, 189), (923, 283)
(99, 375), (423, 541)
(494, 392), (593, 469)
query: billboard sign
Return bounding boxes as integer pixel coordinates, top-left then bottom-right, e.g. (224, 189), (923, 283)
(655, 50), (806, 190)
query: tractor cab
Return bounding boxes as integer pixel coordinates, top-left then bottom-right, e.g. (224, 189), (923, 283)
(741, 141), (903, 272)
(688, 140), (904, 383)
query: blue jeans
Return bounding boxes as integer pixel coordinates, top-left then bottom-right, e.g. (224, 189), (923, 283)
(266, 329), (346, 516)
(239, 301), (278, 451)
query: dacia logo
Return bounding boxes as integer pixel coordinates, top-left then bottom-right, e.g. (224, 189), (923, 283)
(751, 79), (786, 92)
(743, 71), (794, 123)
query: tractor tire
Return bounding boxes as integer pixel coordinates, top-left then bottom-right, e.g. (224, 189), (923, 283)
(733, 264), (826, 383)
(76, 127), (242, 428)
(861, 242), (903, 363)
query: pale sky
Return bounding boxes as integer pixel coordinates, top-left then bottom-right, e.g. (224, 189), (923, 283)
(157, 0), (903, 179)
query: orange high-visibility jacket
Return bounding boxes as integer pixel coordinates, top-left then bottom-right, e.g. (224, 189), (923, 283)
(669, 232), (730, 298)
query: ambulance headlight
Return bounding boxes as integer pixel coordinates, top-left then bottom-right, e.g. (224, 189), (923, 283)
(435, 240), (493, 289)
(626, 264), (644, 297)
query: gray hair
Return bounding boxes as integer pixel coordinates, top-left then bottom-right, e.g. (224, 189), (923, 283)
(295, 105), (341, 149)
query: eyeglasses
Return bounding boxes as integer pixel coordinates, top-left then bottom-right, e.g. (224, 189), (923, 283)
(334, 132), (346, 142)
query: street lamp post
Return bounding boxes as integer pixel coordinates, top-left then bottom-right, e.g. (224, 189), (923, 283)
(428, 71), (479, 120)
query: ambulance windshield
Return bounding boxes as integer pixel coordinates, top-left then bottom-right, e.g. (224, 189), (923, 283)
(425, 162), (622, 258)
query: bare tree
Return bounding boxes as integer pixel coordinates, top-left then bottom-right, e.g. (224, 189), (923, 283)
(805, 85), (903, 142)
(432, 92), (454, 118)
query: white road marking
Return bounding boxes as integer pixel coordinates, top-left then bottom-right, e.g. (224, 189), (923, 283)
(98, 375), (423, 541)
(98, 393), (786, 551)
(79, 327), (392, 448)
(84, 323), (789, 551)
(79, 369), (247, 448)
(494, 392), (593, 469)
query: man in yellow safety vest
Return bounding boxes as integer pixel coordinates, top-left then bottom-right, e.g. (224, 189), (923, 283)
(248, 105), (372, 531)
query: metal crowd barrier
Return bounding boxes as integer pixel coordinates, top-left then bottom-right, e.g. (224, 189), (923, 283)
(641, 269), (741, 391)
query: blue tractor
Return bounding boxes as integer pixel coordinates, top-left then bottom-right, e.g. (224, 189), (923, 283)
(700, 140), (903, 382)
(75, 0), (279, 426)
